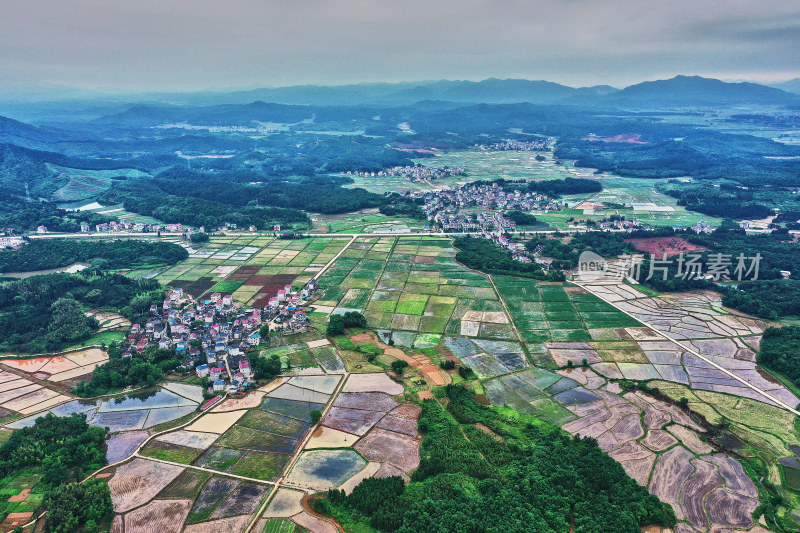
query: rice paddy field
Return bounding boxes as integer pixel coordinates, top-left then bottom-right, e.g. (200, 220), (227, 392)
(316, 236), (519, 344)
(100, 369), (420, 533)
(155, 236), (350, 304)
(314, 236), (644, 351)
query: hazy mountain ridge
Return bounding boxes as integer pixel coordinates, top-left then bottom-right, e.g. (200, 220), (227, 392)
(110, 76), (800, 111)
(771, 78), (800, 95)
(607, 75), (797, 106)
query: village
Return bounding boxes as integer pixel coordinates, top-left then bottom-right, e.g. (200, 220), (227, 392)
(479, 137), (552, 151)
(417, 181), (562, 232)
(121, 277), (320, 398)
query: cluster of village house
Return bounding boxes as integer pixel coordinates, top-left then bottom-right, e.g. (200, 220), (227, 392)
(0, 235), (25, 249)
(416, 182), (562, 233)
(482, 230), (534, 263)
(91, 220), (186, 233)
(122, 278), (319, 396)
(596, 218), (642, 231)
(30, 220), (193, 235)
(342, 164), (465, 183)
(478, 138), (551, 151)
(33, 220), (282, 236)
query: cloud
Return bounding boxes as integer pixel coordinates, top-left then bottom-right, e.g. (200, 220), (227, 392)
(0, 0), (797, 91)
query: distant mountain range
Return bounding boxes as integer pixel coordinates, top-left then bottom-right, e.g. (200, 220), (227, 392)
(155, 75), (799, 109)
(1, 75), (798, 127)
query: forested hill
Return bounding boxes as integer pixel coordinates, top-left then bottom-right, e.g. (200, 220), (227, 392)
(0, 271), (165, 352)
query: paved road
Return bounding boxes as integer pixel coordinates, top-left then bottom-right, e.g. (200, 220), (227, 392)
(574, 280), (800, 416)
(26, 227), (611, 241)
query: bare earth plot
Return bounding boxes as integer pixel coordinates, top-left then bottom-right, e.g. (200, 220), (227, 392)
(578, 281), (799, 411)
(560, 382), (761, 531)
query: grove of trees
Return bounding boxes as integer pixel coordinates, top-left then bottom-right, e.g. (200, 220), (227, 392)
(327, 311), (368, 336)
(0, 413), (112, 532)
(0, 239), (188, 273)
(455, 236), (564, 280)
(758, 326), (800, 388)
(0, 271), (165, 353)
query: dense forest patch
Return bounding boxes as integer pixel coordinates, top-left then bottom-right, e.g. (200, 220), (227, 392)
(758, 326), (800, 391)
(0, 271), (165, 352)
(721, 280), (800, 319)
(0, 413), (112, 532)
(454, 236), (564, 280)
(0, 239), (188, 273)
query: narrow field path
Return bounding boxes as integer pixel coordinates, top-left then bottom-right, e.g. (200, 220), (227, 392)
(487, 274), (526, 346)
(132, 453), (278, 486)
(312, 234), (357, 281)
(243, 370), (350, 533)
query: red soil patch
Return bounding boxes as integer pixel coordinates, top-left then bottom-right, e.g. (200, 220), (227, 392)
(348, 333), (373, 343)
(417, 391), (434, 400)
(625, 237), (708, 257)
(7, 489), (30, 503)
(249, 274), (297, 307)
(417, 364), (447, 386)
(0, 512), (33, 530)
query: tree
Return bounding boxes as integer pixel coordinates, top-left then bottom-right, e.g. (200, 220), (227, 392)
(189, 232), (210, 243)
(259, 323), (271, 342)
(46, 297), (94, 347)
(43, 479), (112, 533)
(326, 312), (367, 336)
(391, 360), (409, 376)
(311, 410), (322, 424)
(253, 354), (282, 381)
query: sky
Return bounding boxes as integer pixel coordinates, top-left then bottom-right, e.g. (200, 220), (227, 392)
(1, 0), (799, 94)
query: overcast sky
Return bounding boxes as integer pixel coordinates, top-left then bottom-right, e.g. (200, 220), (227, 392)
(1, 0), (799, 93)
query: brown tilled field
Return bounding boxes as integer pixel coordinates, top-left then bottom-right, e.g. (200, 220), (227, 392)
(625, 237), (708, 257)
(169, 277), (216, 298)
(649, 446), (695, 520)
(110, 458), (185, 513)
(124, 499), (192, 533)
(228, 266), (261, 281)
(322, 407), (385, 436)
(182, 515), (251, 533)
(249, 274), (296, 307)
(354, 427), (420, 472)
(682, 459), (724, 530)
